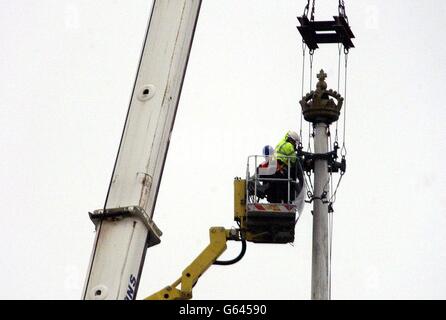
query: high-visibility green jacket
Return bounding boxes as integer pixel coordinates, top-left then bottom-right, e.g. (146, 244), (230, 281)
(275, 133), (297, 165)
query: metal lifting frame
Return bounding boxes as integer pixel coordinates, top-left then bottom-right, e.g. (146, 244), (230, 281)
(297, 15), (354, 51)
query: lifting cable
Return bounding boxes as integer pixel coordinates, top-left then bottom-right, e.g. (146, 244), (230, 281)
(341, 50), (348, 158)
(304, 46), (315, 201)
(307, 51), (314, 154)
(327, 129), (334, 300)
(301, 0), (316, 153)
(335, 44), (342, 142)
(305, 0), (315, 193)
(328, 0), (351, 300)
(297, 21), (314, 202)
(328, 48), (348, 205)
(328, 170), (334, 299)
(299, 41), (306, 142)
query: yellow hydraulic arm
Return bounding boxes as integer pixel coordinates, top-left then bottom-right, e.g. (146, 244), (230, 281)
(145, 178), (295, 300)
(145, 227), (242, 300)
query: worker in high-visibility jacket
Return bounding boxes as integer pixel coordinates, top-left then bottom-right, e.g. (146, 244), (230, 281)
(275, 131), (299, 167)
(270, 130), (303, 203)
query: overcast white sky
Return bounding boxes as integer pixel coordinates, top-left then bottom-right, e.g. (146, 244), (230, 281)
(1, 0), (445, 299)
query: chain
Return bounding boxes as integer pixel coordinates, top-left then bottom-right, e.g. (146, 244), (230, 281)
(303, 0), (310, 17)
(338, 0), (348, 23)
(303, 0), (316, 21)
(310, 0), (316, 21)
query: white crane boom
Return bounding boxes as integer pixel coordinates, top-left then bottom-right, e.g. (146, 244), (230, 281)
(82, 0), (202, 300)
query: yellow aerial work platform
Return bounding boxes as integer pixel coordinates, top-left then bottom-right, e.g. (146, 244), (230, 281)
(147, 155), (300, 300)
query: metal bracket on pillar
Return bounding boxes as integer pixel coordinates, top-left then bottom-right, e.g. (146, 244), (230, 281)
(297, 146), (346, 174)
(89, 206), (162, 248)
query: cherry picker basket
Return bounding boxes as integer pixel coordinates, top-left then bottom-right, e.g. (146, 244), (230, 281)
(234, 155), (299, 244)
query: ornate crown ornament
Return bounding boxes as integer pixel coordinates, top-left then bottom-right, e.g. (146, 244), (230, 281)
(299, 69), (343, 124)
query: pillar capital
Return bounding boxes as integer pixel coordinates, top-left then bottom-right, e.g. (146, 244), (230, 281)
(299, 69), (343, 125)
